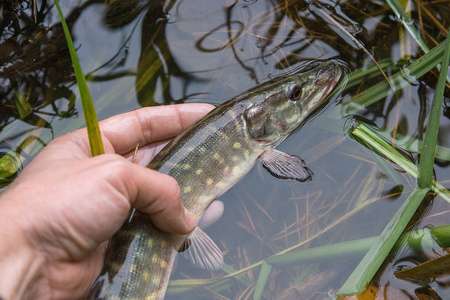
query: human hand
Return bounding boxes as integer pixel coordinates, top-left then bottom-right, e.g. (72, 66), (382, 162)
(0, 104), (214, 300)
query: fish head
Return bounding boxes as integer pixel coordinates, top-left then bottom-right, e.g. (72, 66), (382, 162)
(244, 61), (343, 147)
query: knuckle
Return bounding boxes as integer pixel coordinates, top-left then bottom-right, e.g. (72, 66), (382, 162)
(161, 175), (181, 204)
(102, 154), (128, 171)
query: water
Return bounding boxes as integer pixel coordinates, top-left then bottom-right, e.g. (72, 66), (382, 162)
(1, 0), (449, 299)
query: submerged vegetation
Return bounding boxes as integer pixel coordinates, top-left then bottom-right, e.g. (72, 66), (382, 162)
(1, 0), (450, 299)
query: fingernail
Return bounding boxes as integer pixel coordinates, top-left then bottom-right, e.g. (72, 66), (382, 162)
(184, 208), (197, 232)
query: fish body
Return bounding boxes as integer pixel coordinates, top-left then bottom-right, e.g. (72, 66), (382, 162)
(88, 61), (343, 299)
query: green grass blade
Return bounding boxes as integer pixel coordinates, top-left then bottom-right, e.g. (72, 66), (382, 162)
(353, 123), (450, 203)
(253, 261), (272, 300)
(265, 225), (450, 267)
(244, 223), (450, 298)
(418, 32), (450, 188)
(252, 224), (450, 298)
(385, 0), (430, 53)
(367, 128), (450, 162)
(336, 186), (429, 296)
(167, 223), (450, 295)
(54, 0), (104, 156)
(342, 40), (448, 116)
(341, 120), (450, 295)
(266, 238), (375, 267)
(386, 1), (450, 84)
(353, 123), (418, 174)
(336, 58), (400, 93)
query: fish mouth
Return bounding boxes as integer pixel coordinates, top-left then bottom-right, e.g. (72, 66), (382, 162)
(319, 66), (342, 101)
(304, 62), (343, 111)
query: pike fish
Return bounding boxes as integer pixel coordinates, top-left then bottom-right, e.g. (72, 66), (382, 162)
(88, 61), (343, 299)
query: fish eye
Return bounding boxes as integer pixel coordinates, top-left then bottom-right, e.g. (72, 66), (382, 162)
(289, 85), (303, 101)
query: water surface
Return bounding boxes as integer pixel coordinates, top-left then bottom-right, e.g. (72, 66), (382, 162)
(1, 0), (449, 299)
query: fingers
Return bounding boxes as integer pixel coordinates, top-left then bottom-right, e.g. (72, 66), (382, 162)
(42, 103), (214, 161)
(132, 173), (197, 235)
(99, 104), (214, 155)
(198, 200), (224, 229)
(102, 155), (196, 235)
(30, 105), (211, 236)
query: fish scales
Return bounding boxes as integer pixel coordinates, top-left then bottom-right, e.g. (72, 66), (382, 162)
(88, 61), (344, 299)
(92, 212), (174, 300)
(153, 107), (263, 219)
(90, 104), (263, 300)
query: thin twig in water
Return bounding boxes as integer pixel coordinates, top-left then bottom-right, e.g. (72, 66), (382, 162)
(33, 0), (37, 23)
(312, 2), (400, 144)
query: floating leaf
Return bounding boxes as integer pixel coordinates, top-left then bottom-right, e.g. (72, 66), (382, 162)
(395, 253), (450, 280)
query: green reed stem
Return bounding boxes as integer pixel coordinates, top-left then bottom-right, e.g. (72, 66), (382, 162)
(372, 129), (450, 162)
(386, 1), (450, 84)
(342, 39), (448, 116)
(54, 0), (104, 156)
(386, 0), (430, 53)
(336, 186), (429, 295)
(353, 123), (450, 203)
(418, 32), (450, 188)
(242, 223), (450, 299)
(253, 262), (272, 300)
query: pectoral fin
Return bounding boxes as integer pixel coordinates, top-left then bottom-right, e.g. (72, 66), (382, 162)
(259, 149), (313, 182)
(178, 227), (224, 271)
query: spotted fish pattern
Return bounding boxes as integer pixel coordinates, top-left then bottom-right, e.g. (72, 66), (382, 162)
(87, 61), (344, 299)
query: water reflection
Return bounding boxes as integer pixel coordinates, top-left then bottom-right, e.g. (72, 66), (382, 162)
(0, 0), (449, 299)
(0, 1), (74, 128)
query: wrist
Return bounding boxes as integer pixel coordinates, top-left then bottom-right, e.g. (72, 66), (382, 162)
(0, 197), (45, 300)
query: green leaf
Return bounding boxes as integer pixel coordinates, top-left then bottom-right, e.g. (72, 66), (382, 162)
(0, 152), (23, 187)
(54, 0), (104, 157)
(13, 89), (33, 118)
